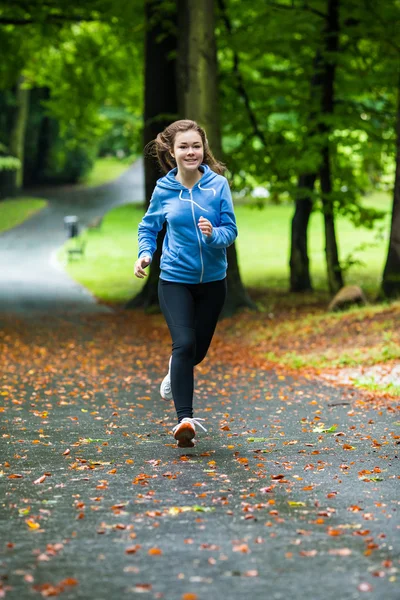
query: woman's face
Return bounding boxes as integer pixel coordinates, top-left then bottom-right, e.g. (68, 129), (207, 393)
(171, 130), (204, 174)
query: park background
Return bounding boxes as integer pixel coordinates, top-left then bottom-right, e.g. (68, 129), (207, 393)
(0, 0), (399, 394)
(1, 3), (400, 600)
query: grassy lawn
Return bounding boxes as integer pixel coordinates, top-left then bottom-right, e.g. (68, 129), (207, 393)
(59, 191), (392, 304)
(0, 197), (47, 234)
(79, 156), (132, 187)
(216, 297), (400, 397)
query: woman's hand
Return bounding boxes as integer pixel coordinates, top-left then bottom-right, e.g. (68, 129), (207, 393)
(134, 256), (151, 278)
(198, 216), (213, 238)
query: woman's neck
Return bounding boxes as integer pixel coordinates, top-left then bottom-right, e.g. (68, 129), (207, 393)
(175, 168), (202, 190)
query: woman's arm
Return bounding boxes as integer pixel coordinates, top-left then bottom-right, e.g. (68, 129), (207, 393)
(138, 190), (165, 261)
(203, 179), (238, 249)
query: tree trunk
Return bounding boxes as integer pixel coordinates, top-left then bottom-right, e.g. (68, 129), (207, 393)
(289, 174), (316, 292)
(177, 0), (255, 315)
(289, 48), (326, 294)
(125, 0), (178, 310)
(320, 146), (343, 292)
(9, 75), (29, 190)
(381, 74), (400, 299)
(319, 0), (343, 294)
(34, 87), (52, 182)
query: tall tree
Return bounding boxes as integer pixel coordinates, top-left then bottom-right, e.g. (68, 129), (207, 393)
(318, 0), (344, 293)
(381, 73), (400, 298)
(9, 75), (29, 190)
(177, 0), (255, 315)
(289, 173), (316, 292)
(126, 0), (178, 310)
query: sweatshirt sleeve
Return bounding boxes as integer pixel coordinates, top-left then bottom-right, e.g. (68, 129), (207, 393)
(204, 179), (238, 249)
(137, 189), (165, 260)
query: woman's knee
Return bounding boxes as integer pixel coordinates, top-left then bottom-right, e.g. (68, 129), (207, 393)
(194, 349), (207, 365)
(171, 327), (196, 360)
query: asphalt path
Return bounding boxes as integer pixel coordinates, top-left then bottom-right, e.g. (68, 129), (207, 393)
(0, 315), (398, 600)
(0, 159), (144, 317)
(0, 162), (398, 600)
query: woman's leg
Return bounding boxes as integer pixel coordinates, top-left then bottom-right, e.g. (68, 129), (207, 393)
(194, 278), (227, 365)
(158, 279), (196, 421)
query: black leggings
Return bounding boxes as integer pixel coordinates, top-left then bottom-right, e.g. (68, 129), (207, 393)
(158, 277), (227, 422)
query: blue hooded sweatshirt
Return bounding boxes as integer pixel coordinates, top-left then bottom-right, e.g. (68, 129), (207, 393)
(138, 164), (238, 284)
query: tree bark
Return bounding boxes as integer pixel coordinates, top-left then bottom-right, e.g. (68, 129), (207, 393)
(320, 146), (343, 292)
(34, 87), (52, 182)
(319, 0), (343, 294)
(177, 0), (255, 315)
(380, 73), (400, 299)
(125, 0), (178, 310)
(289, 174), (316, 292)
(9, 75), (29, 190)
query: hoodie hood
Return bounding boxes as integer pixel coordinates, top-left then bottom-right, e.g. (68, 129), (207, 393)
(156, 164), (219, 191)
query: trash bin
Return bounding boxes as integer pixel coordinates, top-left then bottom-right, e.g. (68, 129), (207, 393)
(64, 215), (79, 239)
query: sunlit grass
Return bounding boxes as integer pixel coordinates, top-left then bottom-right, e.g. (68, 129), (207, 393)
(0, 197), (47, 234)
(265, 340), (400, 370)
(79, 156), (132, 187)
(352, 380), (400, 396)
(235, 191), (391, 295)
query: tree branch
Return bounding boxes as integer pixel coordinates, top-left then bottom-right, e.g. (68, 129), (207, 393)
(363, 0), (400, 54)
(266, 1), (326, 19)
(0, 14), (96, 26)
(218, 0), (268, 146)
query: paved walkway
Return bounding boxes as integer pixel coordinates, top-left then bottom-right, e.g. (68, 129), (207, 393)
(0, 164), (398, 600)
(0, 159), (144, 317)
(0, 315), (398, 600)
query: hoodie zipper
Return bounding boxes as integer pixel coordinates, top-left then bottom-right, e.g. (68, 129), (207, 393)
(189, 188), (204, 283)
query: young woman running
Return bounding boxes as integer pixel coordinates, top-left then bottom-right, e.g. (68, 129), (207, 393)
(134, 120), (238, 448)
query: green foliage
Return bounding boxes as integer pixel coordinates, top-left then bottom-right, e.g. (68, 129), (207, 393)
(42, 136), (97, 184)
(24, 21), (144, 144)
(0, 0), (144, 184)
(217, 0), (399, 233)
(98, 107), (143, 157)
(0, 155), (20, 172)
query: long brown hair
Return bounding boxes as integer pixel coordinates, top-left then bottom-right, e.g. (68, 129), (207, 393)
(145, 120), (226, 176)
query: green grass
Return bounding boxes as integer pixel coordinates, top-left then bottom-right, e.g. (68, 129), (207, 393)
(79, 157), (132, 187)
(59, 204), (145, 302)
(0, 197), (47, 234)
(265, 340), (400, 370)
(60, 191), (392, 304)
(235, 191), (391, 294)
(351, 379), (400, 396)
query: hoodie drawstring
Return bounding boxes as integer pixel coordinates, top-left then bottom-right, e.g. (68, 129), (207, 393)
(177, 183), (216, 284)
(198, 183), (216, 196)
(178, 189), (209, 212)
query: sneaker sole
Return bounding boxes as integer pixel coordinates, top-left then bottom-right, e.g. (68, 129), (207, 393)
(174, 423), (195, 448)
(177, 439), (195, 448)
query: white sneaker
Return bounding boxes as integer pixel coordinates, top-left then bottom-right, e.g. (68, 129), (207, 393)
(172, 417), (207, 448)
(160, 356), (173, 400)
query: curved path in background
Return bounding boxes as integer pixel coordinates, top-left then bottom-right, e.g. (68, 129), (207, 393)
(0, 159), (144, 317)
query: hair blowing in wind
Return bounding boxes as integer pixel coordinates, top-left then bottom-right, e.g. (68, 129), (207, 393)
(145, 120), (226, 176)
